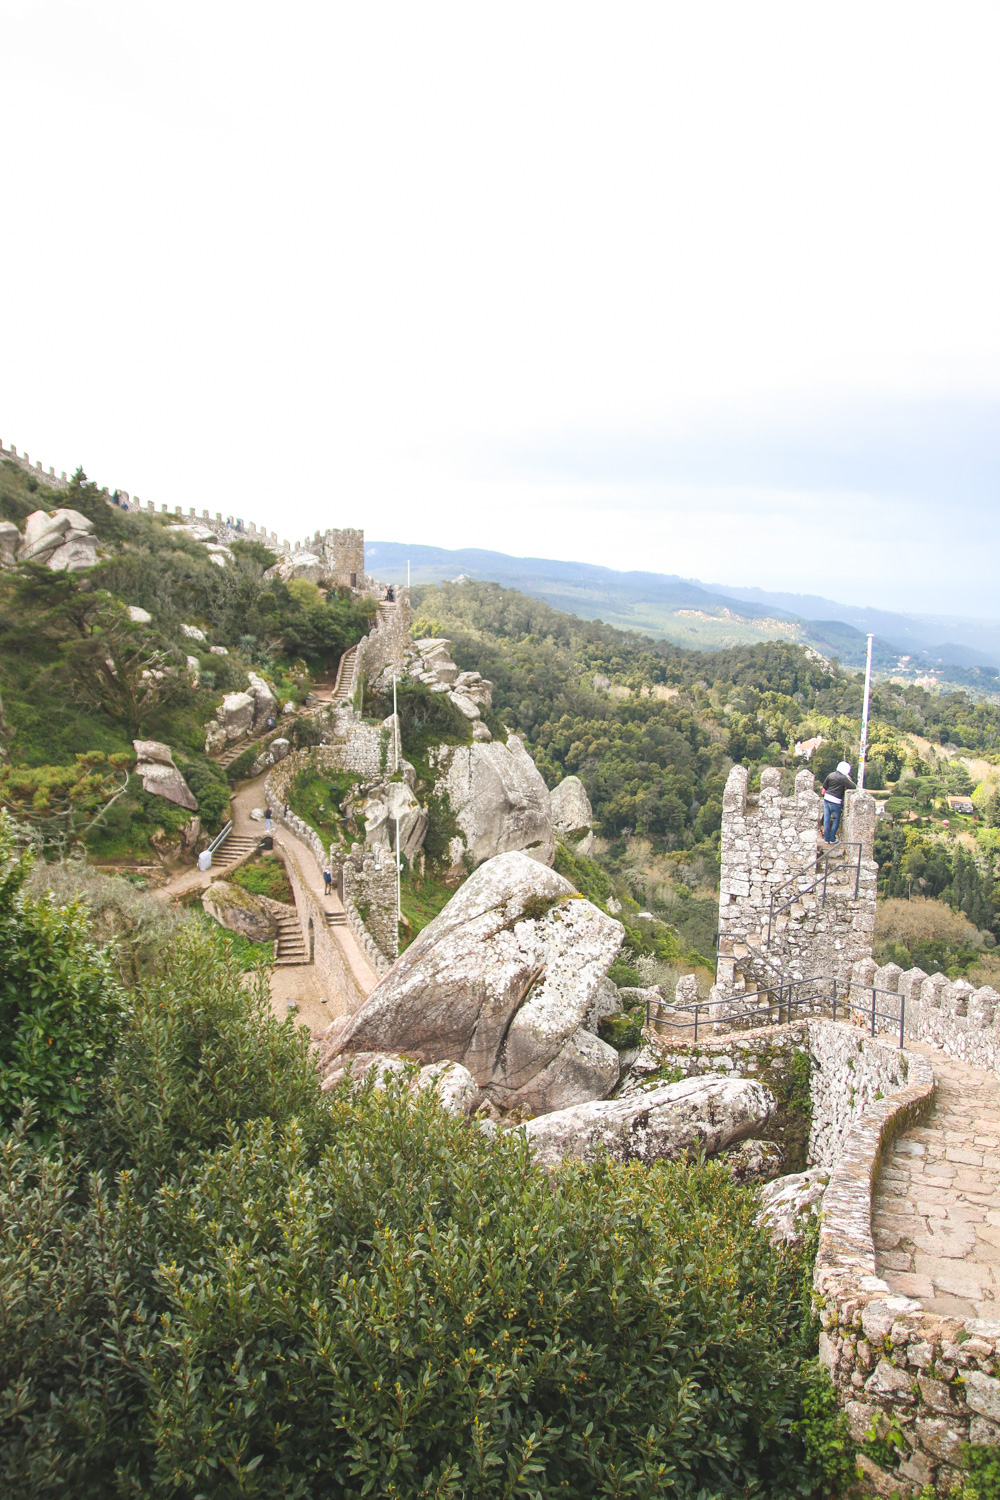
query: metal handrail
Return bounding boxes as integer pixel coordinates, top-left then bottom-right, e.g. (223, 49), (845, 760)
(646, 976), (910, 1047)
(765, 842), (863, 947)
(207, 820), (232, 856)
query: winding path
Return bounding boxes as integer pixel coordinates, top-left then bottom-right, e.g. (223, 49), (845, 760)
(873, 1041), (1000, 1319)
(154, 771), (377, 1027)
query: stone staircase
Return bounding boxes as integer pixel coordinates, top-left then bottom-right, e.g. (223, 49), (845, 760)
(213, 833), (260, 868)
(274, 910), (309, 966)
(331, 645), (359, 704)
(326, 908), (348, 929)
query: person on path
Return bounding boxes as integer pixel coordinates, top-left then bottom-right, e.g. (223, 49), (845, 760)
(323, 866), (333, 898)
(821, 760), (856, 845)
(265, 805), (274, 832)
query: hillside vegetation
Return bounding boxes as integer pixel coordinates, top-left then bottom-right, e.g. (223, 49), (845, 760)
(0, 461), (372, 858)
(413, 581), (1000, 979)
(0, 817), (854, 1498)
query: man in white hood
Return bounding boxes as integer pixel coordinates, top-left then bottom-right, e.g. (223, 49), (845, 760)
(821, 760), (856, 845)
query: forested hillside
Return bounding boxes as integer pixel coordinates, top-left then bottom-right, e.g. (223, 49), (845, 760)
(413, 581), (1000, 981)
(0, 461), (371, 856)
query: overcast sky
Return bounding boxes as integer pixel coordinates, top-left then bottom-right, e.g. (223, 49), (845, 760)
(2, 2), (997, 616)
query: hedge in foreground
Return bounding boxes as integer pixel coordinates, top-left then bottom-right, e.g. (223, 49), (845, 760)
(0, 919), (852, 1498)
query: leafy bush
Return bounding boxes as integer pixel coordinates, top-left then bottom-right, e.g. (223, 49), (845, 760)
(0, 816), (124, 1132)
(0, 882), (854, 1498)
(372, 678), (473, 762)
(229, 852), (293, 904)
(24, 861), (189, 986)
(177, 755), (231, 828)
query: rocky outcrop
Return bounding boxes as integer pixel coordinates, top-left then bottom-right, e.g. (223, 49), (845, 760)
(132, 740), (197, 811)
(551, 775), (595, 855)
(17, 508), (98, 572)
(399, 638), (494, 730)
(265, 551), (326, 585)
(0, 521), (21, 566)
(320, 1052), (480, 1116)
(523, 1075), (776, 1170)
(441, 736), (555, 871)
(756, 1167), (830, 1244)
(363, 779), (428, 861)
(217, 691), (254, 741)
(127, 605), (152, 624)
(180, 624), (207, 643)
(247, 672), (278, 730)
(203, 880), (277, 943)
(324, 850), (624, 1115)
(251, 737), (291, 775)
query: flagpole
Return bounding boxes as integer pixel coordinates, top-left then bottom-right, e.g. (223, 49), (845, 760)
(858, 633), (874, 791)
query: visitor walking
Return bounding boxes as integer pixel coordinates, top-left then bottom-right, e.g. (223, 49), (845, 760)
(264, 805), (274, 832)
(821, 761), (855, 844)
(323, 866), (333, 898)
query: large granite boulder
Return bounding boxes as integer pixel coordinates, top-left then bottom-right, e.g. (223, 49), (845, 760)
(551, 775), (595, 854)
(133, 740), (197, 811)
(523, 1075), (776, 1171)
(363, 780), (428, 861)
(18, 508), (97, 572)
(203, 880), (277, 943)
(247, 672), (278, 730)
(755, 1167), (831, 1244)
(0, 520), (21, 567)
(441, 736), (554, 871)
(251, 737), (291, 776)
(217, 691), (255, 742)
(265, 551), (326, 585)
(326, 850), (623, 1114)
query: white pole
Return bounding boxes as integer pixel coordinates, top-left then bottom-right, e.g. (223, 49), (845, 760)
(858, 632), (874, 791)
(392, 672), (399, 772)
(407, 559), (410, 590)
(395, 814), (402, 944)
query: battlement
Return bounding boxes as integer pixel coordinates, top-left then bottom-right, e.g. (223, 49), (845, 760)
(0, 441), (69, 489)
(1, 439), (367, 590)
(718, 764), (878, 986)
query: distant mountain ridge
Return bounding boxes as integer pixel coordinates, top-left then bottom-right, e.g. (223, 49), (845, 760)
(367, 540), (1000, 687)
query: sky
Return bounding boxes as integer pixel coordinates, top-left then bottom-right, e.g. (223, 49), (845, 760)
(2, 1), (998, 616)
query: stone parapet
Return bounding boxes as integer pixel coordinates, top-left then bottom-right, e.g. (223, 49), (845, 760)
(343, 850), (397, 972)
(852, 960), (1000, 1078)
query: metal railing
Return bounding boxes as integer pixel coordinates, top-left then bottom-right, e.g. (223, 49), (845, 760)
(765, 841), (863, 948)
(206, 821), (233, 858)
(646, 976), (910, 1047)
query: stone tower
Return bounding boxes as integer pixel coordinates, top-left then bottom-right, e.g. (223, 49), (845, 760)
(716, 765), (877, 990)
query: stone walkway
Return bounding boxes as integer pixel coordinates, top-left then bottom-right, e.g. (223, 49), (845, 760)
(154, 772), (378, 1019)
(873, 1041), (1000, 1319)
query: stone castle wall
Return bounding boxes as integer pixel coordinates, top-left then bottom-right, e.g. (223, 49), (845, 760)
(343, 851), (397, 971)
(0, 441), (69, 489)
(717, 764), (878, 987)
(358, 591), (412, 688)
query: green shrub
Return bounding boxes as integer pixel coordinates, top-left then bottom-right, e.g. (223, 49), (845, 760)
(0, 875), (853, 1498)
(0, 816), (124, 1133)
(177, 755), (231, 828)
(229, 852), (293, 903)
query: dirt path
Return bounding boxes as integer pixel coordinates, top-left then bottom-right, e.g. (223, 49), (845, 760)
(154, 772), (378, 1023)
(874, 1041), (1000, 1320)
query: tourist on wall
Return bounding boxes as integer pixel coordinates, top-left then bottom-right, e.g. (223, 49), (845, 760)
(821, 761), (856, 844)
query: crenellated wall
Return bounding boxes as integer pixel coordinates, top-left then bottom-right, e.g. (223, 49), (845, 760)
(0, 441), (69, 489)
(851, 959), (1000, 1076)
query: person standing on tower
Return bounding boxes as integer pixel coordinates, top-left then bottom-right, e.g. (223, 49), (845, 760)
(821, 761), (856, 844)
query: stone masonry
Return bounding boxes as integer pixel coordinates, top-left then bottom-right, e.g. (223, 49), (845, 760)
(717, 764), (877, 989)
